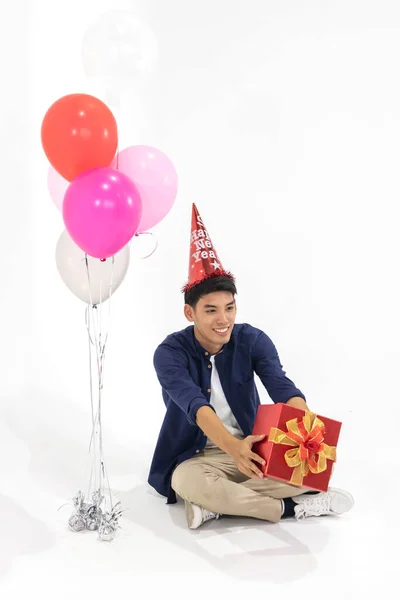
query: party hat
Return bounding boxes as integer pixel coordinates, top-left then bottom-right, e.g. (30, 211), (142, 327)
(182, 203), (235, 293)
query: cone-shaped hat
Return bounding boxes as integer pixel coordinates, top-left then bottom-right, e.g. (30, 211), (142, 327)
(182, 203), (235, 293)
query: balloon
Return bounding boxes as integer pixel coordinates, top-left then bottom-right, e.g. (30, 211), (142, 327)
(62, 167), (142, 259)
(47, 166), (69, 211)
(41, 94), (118, 182)
(56, 230), (130, 305)
(112, 145), (178, 232)
(82, 10), (158, 100)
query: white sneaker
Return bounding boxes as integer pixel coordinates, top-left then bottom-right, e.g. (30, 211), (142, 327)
(185, 501), (220, 530)
(293, 488), (354, 520)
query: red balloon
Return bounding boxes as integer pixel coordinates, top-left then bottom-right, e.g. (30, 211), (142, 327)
(41, 94), (118, 182)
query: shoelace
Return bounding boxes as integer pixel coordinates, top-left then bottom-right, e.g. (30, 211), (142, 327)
(296, 494), (332, 519)
(203, 510), (220, 522)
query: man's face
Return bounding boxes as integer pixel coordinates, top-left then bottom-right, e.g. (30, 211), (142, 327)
(184, 291), (237, 354)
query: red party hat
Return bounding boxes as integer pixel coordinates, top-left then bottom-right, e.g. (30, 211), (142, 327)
(182, 203), (235, 293)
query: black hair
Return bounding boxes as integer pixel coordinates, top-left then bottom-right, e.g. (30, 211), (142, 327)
(184, 275), (237, 308)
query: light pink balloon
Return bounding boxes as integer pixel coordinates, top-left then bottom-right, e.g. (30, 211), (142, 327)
(112, 145), (178, 232)
(62, 167), (142, 259)
(47, 166), (69, 211)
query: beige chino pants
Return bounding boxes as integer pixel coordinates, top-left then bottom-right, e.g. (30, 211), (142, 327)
(172, 447), (308, 523)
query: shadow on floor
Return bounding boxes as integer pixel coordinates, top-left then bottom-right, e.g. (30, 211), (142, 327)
(0, 493), (56, 580)
(117, 483), (331, 583)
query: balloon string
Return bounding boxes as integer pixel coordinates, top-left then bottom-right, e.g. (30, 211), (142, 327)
(85, 305), (96, 499)
(84, 255), (115, 512)
(133, 231), (158, 259)
(85, 257), (98, 496)
(99, 257), (114, 511)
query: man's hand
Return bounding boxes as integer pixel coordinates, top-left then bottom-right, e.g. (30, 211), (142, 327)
(196, 407), (266, 479)
(227, 435), (266, 479)
(286, 396), (309, 412)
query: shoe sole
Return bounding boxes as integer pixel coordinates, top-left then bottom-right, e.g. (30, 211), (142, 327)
(313, 487), (355, 515)
(329, 487), (354, 514)
(185, 501), (201, 529)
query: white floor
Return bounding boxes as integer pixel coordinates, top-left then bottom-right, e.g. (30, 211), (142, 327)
(0, 441), (394, 599)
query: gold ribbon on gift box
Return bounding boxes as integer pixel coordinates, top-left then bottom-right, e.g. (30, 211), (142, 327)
(268, 412), (337, 486)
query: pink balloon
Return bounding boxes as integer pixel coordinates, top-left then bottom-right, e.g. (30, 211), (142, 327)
(112, 145), (178, 232)
(47, 166), (69, 211)
(62, 168), (142, 259)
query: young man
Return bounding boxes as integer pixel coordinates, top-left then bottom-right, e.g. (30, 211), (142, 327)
(148, 204), (354, 529)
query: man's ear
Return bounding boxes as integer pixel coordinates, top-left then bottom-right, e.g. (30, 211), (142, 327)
(184, 304), (195, 322)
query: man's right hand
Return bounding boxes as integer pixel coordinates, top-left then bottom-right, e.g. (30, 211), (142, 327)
(228, 435), (266, 479)
(196, 407), (266, 478)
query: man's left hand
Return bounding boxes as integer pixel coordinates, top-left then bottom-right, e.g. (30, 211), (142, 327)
(286, 396), (310, 412)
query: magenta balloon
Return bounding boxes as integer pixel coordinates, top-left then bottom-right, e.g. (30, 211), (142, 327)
(62, 167), (142, 259)
(112, 145), (178, 232)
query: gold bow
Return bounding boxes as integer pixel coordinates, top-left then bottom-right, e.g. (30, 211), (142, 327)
(268, 411), (337, 486)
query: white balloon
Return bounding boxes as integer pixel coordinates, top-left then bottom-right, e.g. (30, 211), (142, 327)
(82, 10), (158, 97)
(56, 231), (130, 305)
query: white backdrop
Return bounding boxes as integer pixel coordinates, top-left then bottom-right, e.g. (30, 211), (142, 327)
(1, 0), (399, 595)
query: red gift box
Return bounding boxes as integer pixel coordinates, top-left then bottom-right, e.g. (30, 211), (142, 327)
(252, 404), (341, 492)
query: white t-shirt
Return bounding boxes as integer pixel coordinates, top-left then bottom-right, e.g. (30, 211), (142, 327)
(206, 355), (244, 447)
